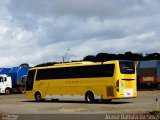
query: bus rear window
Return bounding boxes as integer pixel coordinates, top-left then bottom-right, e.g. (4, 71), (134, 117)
(120, 61), (135, 74)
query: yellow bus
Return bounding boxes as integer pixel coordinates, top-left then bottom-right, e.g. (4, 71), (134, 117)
(25, 60), (137, 103)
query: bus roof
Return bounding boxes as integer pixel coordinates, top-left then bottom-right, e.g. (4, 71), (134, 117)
(54, 61), (94, 66)
(29, 60), (122, 70)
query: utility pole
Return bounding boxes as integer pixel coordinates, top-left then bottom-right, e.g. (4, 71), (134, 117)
(62, 49), (70, 63)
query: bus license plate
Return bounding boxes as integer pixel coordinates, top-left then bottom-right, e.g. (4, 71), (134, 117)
(124, 89), (133, 97)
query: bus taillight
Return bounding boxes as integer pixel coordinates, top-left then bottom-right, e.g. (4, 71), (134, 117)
(116, 80), (119, 92)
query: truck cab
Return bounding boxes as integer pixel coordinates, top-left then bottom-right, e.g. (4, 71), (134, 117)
(0, 74), (12, 94)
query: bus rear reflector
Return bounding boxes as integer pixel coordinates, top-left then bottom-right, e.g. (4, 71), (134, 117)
(116, 80), (119, 92)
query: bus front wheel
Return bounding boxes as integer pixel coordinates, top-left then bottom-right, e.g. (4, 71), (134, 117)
(35, 92), (44, 102)
(85, 91), (95, 103)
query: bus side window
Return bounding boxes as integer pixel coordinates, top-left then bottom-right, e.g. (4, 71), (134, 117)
(102, 64), (115, 77)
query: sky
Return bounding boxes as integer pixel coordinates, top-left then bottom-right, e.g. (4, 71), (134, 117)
(0, 0), (160, 67)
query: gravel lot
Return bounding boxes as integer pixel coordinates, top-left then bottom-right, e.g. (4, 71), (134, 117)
(0, 90), (159, 120)
(0, 90), (159, 114)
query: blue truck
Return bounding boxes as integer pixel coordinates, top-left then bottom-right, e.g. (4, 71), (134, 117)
(0, 66), (29, 94)
(0, 68), (11, 74)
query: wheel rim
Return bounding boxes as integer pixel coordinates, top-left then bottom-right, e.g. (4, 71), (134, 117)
(86, 93), (94, 103)
(36, 94), (42, 101)
(87, 95), (92, 102)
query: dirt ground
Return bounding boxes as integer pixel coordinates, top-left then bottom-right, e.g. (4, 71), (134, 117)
(0, 90), (159, 115)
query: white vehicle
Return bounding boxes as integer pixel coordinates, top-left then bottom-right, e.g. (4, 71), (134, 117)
(0, 74), (12, 94)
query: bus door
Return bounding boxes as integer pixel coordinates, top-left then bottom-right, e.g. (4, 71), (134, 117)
(26, 70), (36, 91)
(35, 69), (49, 97)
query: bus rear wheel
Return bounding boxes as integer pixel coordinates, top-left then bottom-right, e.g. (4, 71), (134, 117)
(35, 92), (44, 102)
(85, 91), (95, 103)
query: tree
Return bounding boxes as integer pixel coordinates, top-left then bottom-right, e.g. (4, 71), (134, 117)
(123, 52), (143, 61)
(83, 55), (95, 61)
(20, 63), (29, 67)
(145, 53), (160, 60)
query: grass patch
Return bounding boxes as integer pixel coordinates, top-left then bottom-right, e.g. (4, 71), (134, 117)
(151, 111), (160, 117)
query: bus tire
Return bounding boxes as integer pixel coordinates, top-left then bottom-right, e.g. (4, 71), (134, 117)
(102, 99), (112, 103)
(5, 88), (11, 95)
(35, 92), (44, 102)
(51, 99), (59, 102)
(85, 91), (95, 103)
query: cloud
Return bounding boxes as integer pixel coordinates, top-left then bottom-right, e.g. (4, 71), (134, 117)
(0, 0), (160, 67)
(8, 0), (160, 19)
